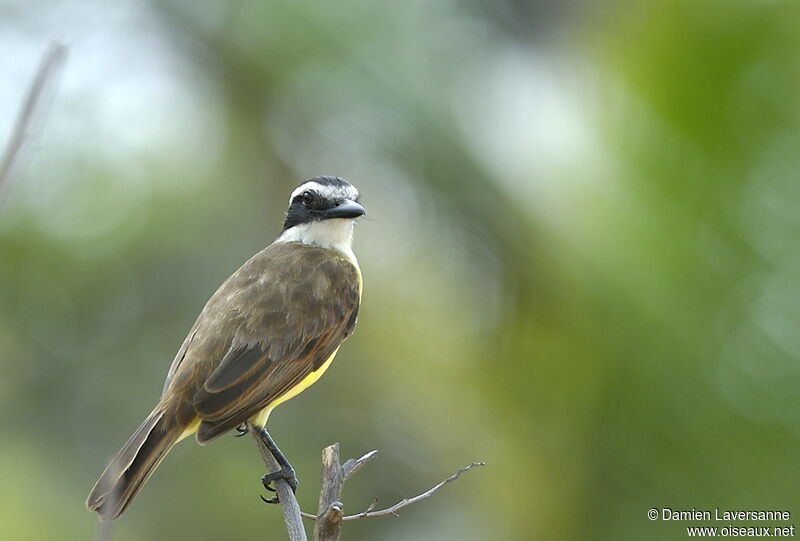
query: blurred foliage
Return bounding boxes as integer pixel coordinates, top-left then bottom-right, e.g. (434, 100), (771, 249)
(1, 0), (799, 539)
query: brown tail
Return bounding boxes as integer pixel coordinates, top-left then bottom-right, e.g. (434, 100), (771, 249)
(86, 408), (181, 520)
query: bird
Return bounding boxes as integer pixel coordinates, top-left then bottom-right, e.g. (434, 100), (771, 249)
(86, 176), (365, 520)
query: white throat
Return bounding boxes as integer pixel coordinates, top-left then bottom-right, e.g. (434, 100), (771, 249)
(276, 218), (357, 262)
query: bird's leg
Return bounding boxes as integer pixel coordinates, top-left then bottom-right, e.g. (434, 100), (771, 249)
(255, 426), (299, 504)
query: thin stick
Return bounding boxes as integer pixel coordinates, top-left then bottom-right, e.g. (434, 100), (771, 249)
(247, 421), (308, 541)
(341, 449), (378, 481)
(343, 461), (485, 520)
(0, 42), (67, 208)
(299, 461), (486, 522)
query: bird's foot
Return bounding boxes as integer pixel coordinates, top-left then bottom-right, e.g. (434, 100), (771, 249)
(253, 425), (299, 490)
(262, 465), (299, 493)
(234, 423), (248, 437)
(259, 466), (299, 504)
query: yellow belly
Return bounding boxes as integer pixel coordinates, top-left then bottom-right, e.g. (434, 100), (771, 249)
(250, 345), (340, 427)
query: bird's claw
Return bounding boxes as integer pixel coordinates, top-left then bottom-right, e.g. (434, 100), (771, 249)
(261, 466), (299, 494)
(234, 424), (248, 437)
(260, 494), (280, 505)
(259, 468), (296, 505)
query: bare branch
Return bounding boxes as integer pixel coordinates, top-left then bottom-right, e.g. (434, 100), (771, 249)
(314, 443), (345, 541)
(247, 421), (308, 541)
(299, 458), (486, 524)
(247, 436), (484, 539)
(341, 461), (486, 521)
(0, 41), (67, 208)
(342, 449), (378, 481)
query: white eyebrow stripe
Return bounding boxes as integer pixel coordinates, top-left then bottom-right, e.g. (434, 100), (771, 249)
(288, 181), (359, 205)
(290, 182), (326, 202)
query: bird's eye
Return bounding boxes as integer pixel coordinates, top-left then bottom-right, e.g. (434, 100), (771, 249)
(301, 191), (314, 205)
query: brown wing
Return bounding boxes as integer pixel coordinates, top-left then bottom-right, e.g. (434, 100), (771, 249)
(164, 241), (360, 443)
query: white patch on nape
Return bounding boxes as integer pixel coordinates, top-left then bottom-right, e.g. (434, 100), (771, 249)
(289, 180), (359, 205)
(276, 218), (357, 262)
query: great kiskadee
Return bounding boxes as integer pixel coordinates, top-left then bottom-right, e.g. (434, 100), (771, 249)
(86, 176), (365, 520)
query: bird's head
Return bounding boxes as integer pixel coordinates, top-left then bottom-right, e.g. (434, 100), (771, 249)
(278, 176), (365, 255)
(283, 176), (364, 230)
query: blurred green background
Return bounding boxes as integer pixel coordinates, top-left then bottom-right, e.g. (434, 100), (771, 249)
(2, 1), (799, 539)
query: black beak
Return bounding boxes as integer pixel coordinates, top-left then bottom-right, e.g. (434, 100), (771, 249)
(318, 199), (366, 219)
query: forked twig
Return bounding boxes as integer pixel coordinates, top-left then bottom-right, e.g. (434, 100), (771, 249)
(342, 461), (485, 520)
(300, 446), (484, 531)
